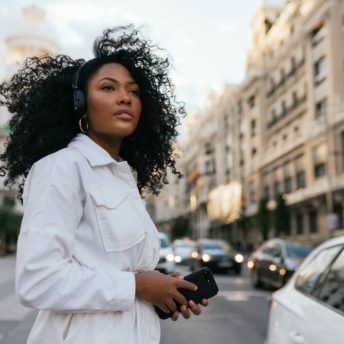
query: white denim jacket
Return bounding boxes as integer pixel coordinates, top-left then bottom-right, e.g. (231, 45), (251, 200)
(16, 133), (161, 344)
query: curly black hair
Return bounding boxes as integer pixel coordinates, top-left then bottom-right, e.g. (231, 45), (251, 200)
(0, 25), (185, 202)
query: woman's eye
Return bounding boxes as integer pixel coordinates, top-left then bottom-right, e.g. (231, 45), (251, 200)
(102, 85), (114, 91)
(130, 89), (140, 96)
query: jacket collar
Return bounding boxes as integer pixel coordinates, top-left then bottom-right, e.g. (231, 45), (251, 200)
(68, 133), (124, 167)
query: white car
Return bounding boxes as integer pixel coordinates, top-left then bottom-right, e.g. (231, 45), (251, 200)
(155, 232), (176, 274)
(265, 235), (344, 344)
(172, 239), (195, 264)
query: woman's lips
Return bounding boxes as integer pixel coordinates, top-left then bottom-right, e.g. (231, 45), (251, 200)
(114, 108), (134, 120)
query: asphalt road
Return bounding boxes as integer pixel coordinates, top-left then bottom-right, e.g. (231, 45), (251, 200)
(0, 256), (272, 344)
(160, 265), (272, 344)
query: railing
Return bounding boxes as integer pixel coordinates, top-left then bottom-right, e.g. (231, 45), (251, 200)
(266, 58), (305, 98)
(267, 95), (307, 129)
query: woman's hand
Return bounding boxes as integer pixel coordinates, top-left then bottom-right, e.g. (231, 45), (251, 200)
(169, 271), (209, 321)
(135, 270), (197, 314)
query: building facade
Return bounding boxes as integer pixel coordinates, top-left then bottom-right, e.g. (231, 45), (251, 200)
(0, 6), (59, 209)
(147, 0), (344, 247)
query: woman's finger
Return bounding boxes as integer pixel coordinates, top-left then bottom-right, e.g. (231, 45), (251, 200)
(201, 299), (209, 307)
(169, 271), (184, 279)
(176, 279), (197, 291)
(166, 300), (177, 312)
(180, 304), (191, 319)
(188, 300), (201, 315)
(170, 310), (179, 321)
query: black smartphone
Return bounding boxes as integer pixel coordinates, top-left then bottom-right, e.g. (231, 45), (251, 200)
(154, 267), (219, 320)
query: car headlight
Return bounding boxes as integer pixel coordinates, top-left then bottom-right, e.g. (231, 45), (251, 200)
(247, 261), (254, 269)
(174, 255), (182, 263)
(165, 253), (175, 262)
(202, 254), (211, 262)
(234, 254), (244, 263)
(190, 251), (198, 258)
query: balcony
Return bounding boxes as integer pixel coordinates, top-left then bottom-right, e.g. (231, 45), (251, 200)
(267, 95), (307, 129)
(260, 136), (305, 167)
(266, 59), (305, 98)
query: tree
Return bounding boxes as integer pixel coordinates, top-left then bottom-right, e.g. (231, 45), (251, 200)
(171, 216), (189, 240)
(0, 199), (23, 254)
(273, 194), (290, 236)
(256, 198), (270, 241)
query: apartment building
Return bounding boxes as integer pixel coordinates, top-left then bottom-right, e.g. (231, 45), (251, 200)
(147, 0), (344, 246)
(0, 6), (59, 208)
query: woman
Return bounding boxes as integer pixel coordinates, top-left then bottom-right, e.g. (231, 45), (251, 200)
(0, 26), (208, 344)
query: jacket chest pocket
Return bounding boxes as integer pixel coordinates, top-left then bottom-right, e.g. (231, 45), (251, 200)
(89, 184), (145, 252)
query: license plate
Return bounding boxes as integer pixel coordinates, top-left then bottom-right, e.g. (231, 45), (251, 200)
(219, 261), (232, 268)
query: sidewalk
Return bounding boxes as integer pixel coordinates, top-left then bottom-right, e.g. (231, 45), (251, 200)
(0, 255), (36, 344)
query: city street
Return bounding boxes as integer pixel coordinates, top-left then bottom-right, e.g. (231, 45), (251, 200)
(0, 255), (272, 344)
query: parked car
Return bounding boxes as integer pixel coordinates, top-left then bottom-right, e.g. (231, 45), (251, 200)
(172, 239), (195, 264)
(247, 238), (313, 289)
(189, 238), (244, 275)
(265, 235), (344, 344)
(155, 232), (176, 274)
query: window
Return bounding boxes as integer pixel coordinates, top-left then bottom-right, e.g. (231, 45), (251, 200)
(314, 56), (327, 85)
(238, 100), (243, 114)
(296, 213), (303, 235)
(273, 182), (280, 198)
(309, 210), (318, 233)
(292, 91), (298, 106)
(317, 248), (344, 313)
(291, 57), (297, 74)
(313, 144), (327, 178)
(250, 188), (256, 204)
(224, 115), (229, 128)
(295, 246), (342, 295)
(248, 95), (255, 109)
(263, 186), (270, 200)
(263, 243), (283, 258)
(314, 164), (325, 178)
(282, 100), (287, 115)
(251, 119), (256, 137)
(284, 177), (292, 193)
(311, 22), (326, 47)
(205, 142), (212, 155)
(205, 160), (215, 175)
(295, 155), (306, 189)
(296, 171), (305, 189)
(315, 98), (327, 119)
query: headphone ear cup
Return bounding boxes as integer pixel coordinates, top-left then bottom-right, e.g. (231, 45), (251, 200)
(73, 89), (87, 117)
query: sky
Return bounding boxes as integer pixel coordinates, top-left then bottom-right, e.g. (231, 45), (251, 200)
(0, 0), (260, 116)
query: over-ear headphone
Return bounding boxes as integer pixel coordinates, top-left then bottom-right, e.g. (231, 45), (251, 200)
(72, 62), (87, 117)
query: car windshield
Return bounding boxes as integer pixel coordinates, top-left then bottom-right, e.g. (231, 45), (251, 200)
(201, 242), (225, 250)
(160, 238), (169, 248)
(286, 243), (312, 258)
(174, 243), (194, 248)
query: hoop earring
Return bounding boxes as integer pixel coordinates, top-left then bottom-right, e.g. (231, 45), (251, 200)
(79, 115), (89, 134)
(127, 128), (139, 141)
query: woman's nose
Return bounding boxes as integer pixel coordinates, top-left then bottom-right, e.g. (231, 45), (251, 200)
(118, 92), (131, 105)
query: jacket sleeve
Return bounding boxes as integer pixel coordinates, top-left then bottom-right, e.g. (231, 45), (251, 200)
(15, 151), (135, 313)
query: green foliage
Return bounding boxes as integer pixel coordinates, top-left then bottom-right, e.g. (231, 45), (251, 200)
(256, 198), (270, 241)
(273, 194), (290, 235)
(171, 216), (189, 240)
(0, 203), (23, 253)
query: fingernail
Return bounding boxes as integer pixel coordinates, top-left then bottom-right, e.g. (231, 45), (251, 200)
(194, 285), (198, 291)
(189, 300), (194, 306)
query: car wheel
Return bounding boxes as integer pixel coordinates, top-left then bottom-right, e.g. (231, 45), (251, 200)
(251, 269), (263, 288)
